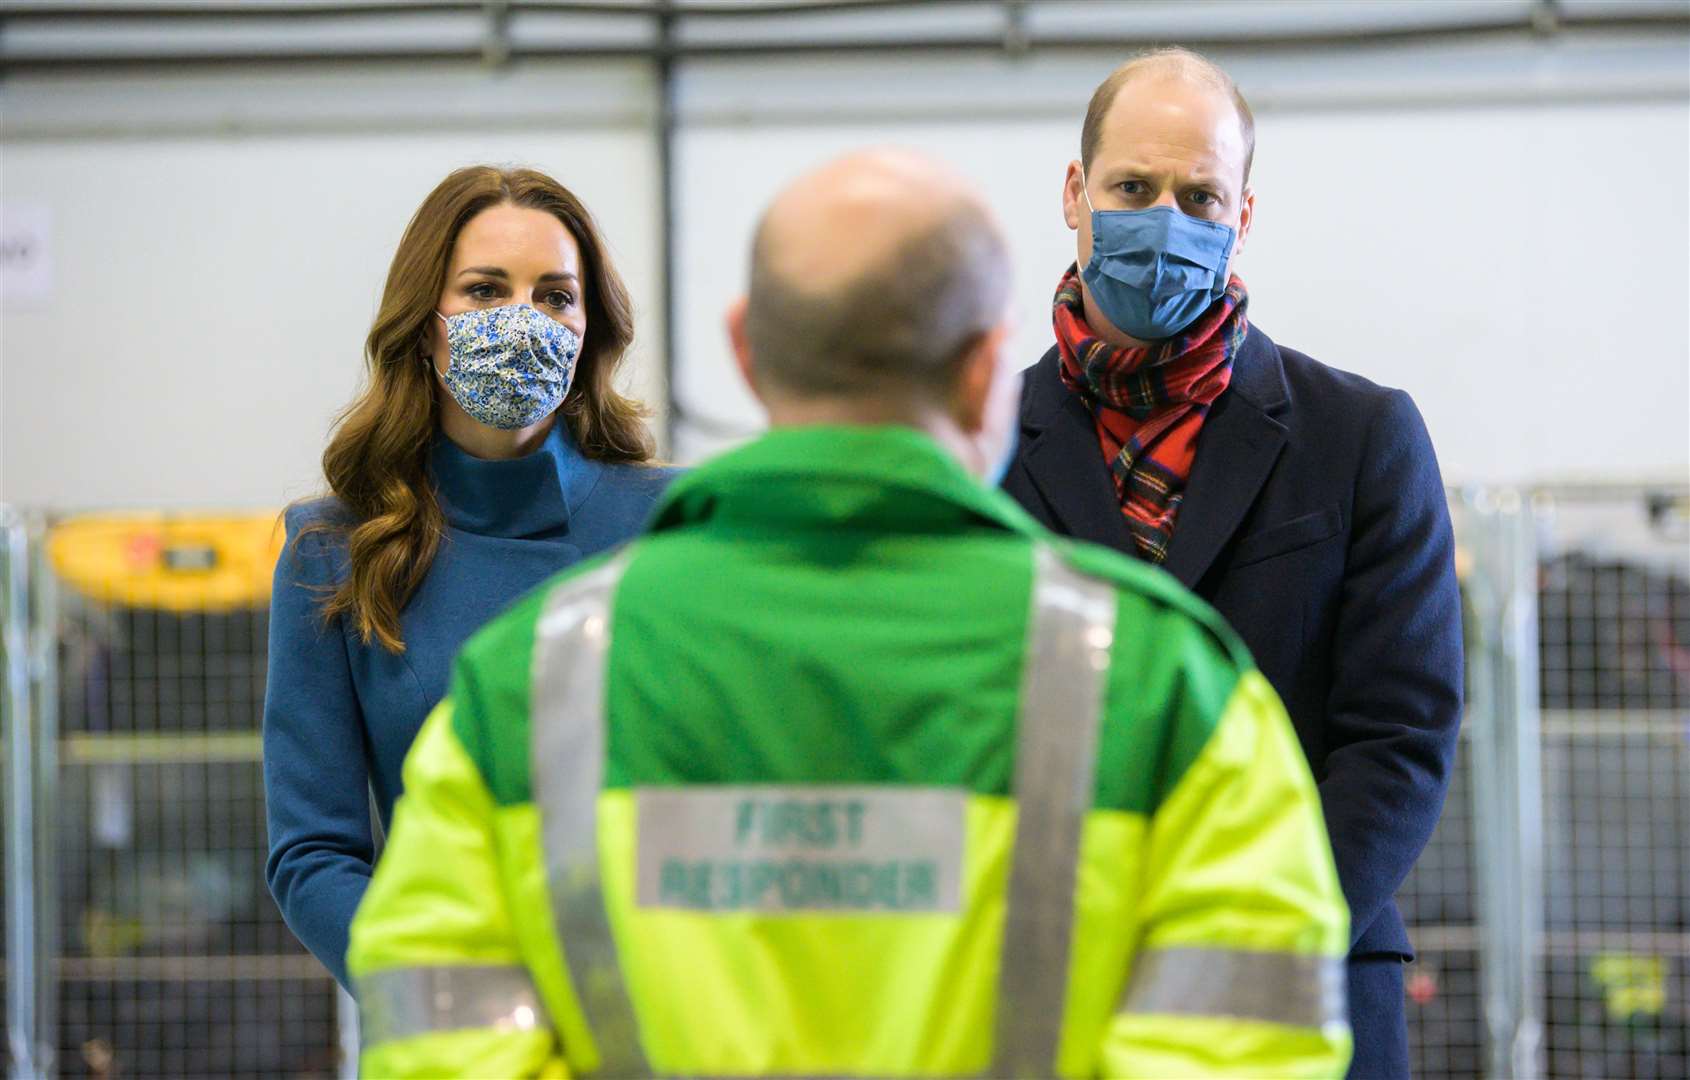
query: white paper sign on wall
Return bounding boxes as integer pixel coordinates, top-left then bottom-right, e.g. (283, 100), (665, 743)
(1, 203), (54, 310)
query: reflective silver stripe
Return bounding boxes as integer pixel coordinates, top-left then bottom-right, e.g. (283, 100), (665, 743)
(992, 545), (1118, 1077)
(1120, 947), (1348, 1030)
(356, 964), (549, 1048)
(529, 551), (652, 1076)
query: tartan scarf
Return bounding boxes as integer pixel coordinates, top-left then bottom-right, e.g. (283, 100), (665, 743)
(1053, 264), (1248, 564)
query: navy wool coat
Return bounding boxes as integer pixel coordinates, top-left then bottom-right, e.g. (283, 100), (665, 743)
(1003, 324), (1463, 1075)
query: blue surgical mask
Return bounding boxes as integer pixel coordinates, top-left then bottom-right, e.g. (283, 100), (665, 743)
(983, 369), (1024, 489)
(986, 419), (1019, 489)
(436, 304), (580, 430)
(1079, 172), (1236, 341)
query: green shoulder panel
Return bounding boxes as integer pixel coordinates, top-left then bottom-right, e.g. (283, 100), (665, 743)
(1050, 539), (1253, 817)
(448, 567), (555, 807)
(1051, 537), (1255, 669)
(602, 527), (1034, 797)
(452, 512), (1255, 820)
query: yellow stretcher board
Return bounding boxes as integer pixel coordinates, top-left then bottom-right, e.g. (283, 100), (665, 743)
(47, 512), (285, 612)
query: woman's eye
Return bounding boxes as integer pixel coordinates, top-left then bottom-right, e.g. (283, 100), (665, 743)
(467, 283), (499, 301)
(544, 291), (575, 310)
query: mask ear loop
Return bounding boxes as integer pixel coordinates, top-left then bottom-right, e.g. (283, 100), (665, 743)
(1079, 166), (1096, 214)
(423, 310), (450, 366)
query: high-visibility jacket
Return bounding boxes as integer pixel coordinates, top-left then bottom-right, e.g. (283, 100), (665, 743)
(347, 425), (1352, 1078)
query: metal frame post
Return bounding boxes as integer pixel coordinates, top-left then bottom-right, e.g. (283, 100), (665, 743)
(655, 0), (680, 457)
(32, 525), (59, 1080)
(1501, 494), (1545, 1079)
(4, 510), (51, 1080)
(1464, 488), (1545, 1079)
(4, 508), (37, 1079)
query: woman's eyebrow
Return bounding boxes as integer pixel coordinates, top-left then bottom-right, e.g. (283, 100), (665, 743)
(454, 267), (577, 284)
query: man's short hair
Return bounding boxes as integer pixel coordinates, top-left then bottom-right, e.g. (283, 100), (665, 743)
(1080, 47), (1256, 186)
(745, 201), (1010, 402)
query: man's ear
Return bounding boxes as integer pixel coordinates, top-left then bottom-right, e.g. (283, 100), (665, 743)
(1063, 160), (1085, 231)
(1234, 186), (1256, 257)
(951, 323), (1014, 435)
(725, 295), (763, 405)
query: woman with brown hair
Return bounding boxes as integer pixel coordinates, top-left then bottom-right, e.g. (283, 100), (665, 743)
(263, 165), (677, 989)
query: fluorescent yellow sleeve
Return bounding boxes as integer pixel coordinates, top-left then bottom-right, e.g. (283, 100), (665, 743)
(348, 702), (566, 1079)
(1103, 670), (1353, 1079)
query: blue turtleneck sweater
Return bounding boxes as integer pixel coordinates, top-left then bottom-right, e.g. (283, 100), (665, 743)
(263, 422), (678, 989)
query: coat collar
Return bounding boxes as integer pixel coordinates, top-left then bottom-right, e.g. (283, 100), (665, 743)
(651, 424), (1044, 540)
(429, 418), (603, 540)
(1015, 324), (1290, 589)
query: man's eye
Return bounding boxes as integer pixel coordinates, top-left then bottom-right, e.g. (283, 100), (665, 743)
(1119, 181), (1145, 195)
(1188, 191), (1216, 206)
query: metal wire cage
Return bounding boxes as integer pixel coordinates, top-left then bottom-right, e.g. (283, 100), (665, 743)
(6, 511), (344, 1079)
(1402, 486), (1690, 1080)
(1399, 490), (1538, 1080)
(7, 489), (1688, 1078)
(1398, 732), (1485, 1078)
(1534, 487), (1689, 1080)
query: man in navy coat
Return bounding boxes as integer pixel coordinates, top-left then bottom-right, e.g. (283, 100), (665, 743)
(1002, 48), (1463, 1079)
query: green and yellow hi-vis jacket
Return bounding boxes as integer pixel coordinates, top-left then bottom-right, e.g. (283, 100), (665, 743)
(347, 425), (1351, 1079)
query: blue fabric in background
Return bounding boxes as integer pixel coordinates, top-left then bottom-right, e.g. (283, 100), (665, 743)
(263, 421), (679, 989)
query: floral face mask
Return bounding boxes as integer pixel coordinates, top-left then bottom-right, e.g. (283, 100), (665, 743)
(436, 304), (581, 430)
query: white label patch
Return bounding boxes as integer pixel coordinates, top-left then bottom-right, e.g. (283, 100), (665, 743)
(635, 786), (966, 913)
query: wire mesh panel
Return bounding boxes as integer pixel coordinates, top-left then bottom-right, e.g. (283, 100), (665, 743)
(1405, 941), (1486, 1079)
(1398, 731), (1486, 1079)
(44, 515), (342, 1080)
(1406, 488), (1688, 1079)
(1399, 494), (1523, 1080)
(1535, 488), (1689, 1080)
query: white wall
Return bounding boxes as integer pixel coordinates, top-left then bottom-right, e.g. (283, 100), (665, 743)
(1, 62), (662, 509)
(670, 38), (1690, 484)
(3, 32), (1687, 511)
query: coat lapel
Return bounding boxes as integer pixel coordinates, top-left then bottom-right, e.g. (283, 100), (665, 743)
(1014, 347), (1137, 554)
(1160, 327), (1291, 589)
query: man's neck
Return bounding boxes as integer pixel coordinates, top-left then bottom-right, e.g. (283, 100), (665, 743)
(763, 395), (982, 475)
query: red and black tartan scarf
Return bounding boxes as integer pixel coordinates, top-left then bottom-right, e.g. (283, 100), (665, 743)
(1053, 264), (1248, 564)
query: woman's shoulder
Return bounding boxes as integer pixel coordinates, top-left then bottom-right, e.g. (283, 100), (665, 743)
(284, 495), (355, 533)
(278, 497), (355, 584)
(596, 461), (686, 508)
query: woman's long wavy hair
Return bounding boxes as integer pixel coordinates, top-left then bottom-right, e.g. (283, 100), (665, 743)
(300, 165), (654, 653)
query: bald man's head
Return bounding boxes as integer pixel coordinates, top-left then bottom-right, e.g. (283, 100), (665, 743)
(744, 150), (1011, 403)
(1082, 48), (1255, 186)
